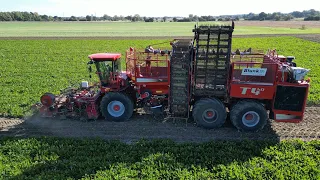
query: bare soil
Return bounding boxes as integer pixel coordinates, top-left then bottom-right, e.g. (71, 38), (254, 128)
(1, 107), (319, 142)
(232, 21), (320, 28)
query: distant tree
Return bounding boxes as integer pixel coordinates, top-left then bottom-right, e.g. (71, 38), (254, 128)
(125, 15), (132, 21)
(144, 17), (154, 22)
(11, 11), (23, 21)
(132, 14), (142, 22)
(234, 17), (240, 21)
(32, 12), (41, 21)
(198, 16), (206, 21)
(65, 16), (77, 21)
(48, 16), (54, 21)
(193, 15), (199, 21)
(172, 17), (178, 22)
(102, 14), (112, 21)
(0, 12), (13, 21)
(86, 15), (91, 21)
(283, 14), (294, 21)
(53, 16), (58, 21)
(291, 11), (304, 18)
(207, 16), (216, 21)
(163, 16), (167, 22)
(259, 12), (267, 20)
(304, 16), (320, 21)
(119, 15), (125, 21)
(113, 15), (120, 21)
(40, 15), (49, 21)
(177, 18), (191, 22)
(92, 16), (97, 21)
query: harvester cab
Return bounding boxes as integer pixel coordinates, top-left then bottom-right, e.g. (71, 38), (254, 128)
(87, 53), (122, 88)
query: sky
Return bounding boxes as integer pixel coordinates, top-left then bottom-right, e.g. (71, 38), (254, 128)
(0, 0), (319, 17)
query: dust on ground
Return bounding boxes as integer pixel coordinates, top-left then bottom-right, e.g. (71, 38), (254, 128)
(1, 107), (319, 143)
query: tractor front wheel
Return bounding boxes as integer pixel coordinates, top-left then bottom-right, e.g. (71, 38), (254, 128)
(100, 92), (134, 122)
(192, 98), (227, 129)
(230, 100), (268, 132)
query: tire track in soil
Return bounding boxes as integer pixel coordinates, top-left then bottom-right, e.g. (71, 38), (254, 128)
(1, 107), (319, 142)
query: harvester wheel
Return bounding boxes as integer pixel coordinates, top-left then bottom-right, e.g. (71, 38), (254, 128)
(230, 100), (268, 132)
(192, 98), (227, 129)
(100, 92), (133, 122)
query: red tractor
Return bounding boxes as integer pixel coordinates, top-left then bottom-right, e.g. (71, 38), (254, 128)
(37, 23), (311, 131)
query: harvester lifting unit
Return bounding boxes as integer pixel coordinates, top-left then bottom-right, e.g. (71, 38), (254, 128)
(37, 23), (311, 132)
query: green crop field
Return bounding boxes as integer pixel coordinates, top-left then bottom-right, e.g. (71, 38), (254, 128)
(0, 21), (320, 37)
(0, 36), (319, 118)
(0, 137), (319, 179)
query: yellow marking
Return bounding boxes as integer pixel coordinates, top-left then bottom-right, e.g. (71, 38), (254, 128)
(156, 91), (162, 93)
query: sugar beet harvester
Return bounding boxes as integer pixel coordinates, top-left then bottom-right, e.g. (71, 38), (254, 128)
(37, 24), (311, 132)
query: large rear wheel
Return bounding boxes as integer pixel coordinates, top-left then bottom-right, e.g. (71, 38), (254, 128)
(230, 100), (268, 132)
(100, 92), (134, 122)
(192, 98), (227, 129)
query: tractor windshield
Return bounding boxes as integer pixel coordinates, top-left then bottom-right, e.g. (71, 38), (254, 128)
(95, 61), (113, 86)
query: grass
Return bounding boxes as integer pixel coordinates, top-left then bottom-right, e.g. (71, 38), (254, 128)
(0, 21), (319, 37)
(0, 37), (319, 118)
(0, 137), (319, 179)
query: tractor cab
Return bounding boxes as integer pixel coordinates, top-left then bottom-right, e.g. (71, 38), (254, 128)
(88, 53), (122, 87)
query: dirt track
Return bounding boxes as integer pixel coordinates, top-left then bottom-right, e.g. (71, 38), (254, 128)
(1, 107), (319, 142)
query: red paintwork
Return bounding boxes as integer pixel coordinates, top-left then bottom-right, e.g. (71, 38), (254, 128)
(125, 48), (170, 99)
(229, 50), (310, 123)
(113, 105), (120, 111)
(88, 53), (121, 61)
(230, 83), (275, 100)
(39, 89), (100, 120)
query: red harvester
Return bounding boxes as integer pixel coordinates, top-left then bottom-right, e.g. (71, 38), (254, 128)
(37, 23), (310, 131)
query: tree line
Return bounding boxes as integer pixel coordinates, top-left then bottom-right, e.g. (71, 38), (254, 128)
(243, 9), (320, 21)
(0, 9), (319, 22)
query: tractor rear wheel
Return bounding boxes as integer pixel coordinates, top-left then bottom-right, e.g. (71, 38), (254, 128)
(230, 100), (268, 132)
(192, 98), (227, 129)
(100, 92), (134, 122)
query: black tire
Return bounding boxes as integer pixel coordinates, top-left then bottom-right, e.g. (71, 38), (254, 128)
(194, 97), (224, 107)
(100, 92), (134, 122)
(230, 100), (268, 132)
(192, 98), (227, 129)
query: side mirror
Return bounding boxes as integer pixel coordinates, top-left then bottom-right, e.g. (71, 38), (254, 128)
(88, 66), (92, 73)
(87, 61), (94, 65)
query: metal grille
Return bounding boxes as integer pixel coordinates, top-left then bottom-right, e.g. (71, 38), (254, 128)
(192, 24), (234, 97)
(169, 39), (193, 118)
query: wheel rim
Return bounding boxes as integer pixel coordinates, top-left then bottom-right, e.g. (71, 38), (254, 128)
(202, 109), (218, 123)
(242, 111), (260, 127)
(107, 100), (125, 117)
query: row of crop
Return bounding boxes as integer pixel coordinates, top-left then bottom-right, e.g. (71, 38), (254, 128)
(0, 37), (319, 117)
(0, 137), (319, 179)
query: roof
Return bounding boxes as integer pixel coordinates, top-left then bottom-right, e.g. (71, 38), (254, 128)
(88, 53), (121, 61)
